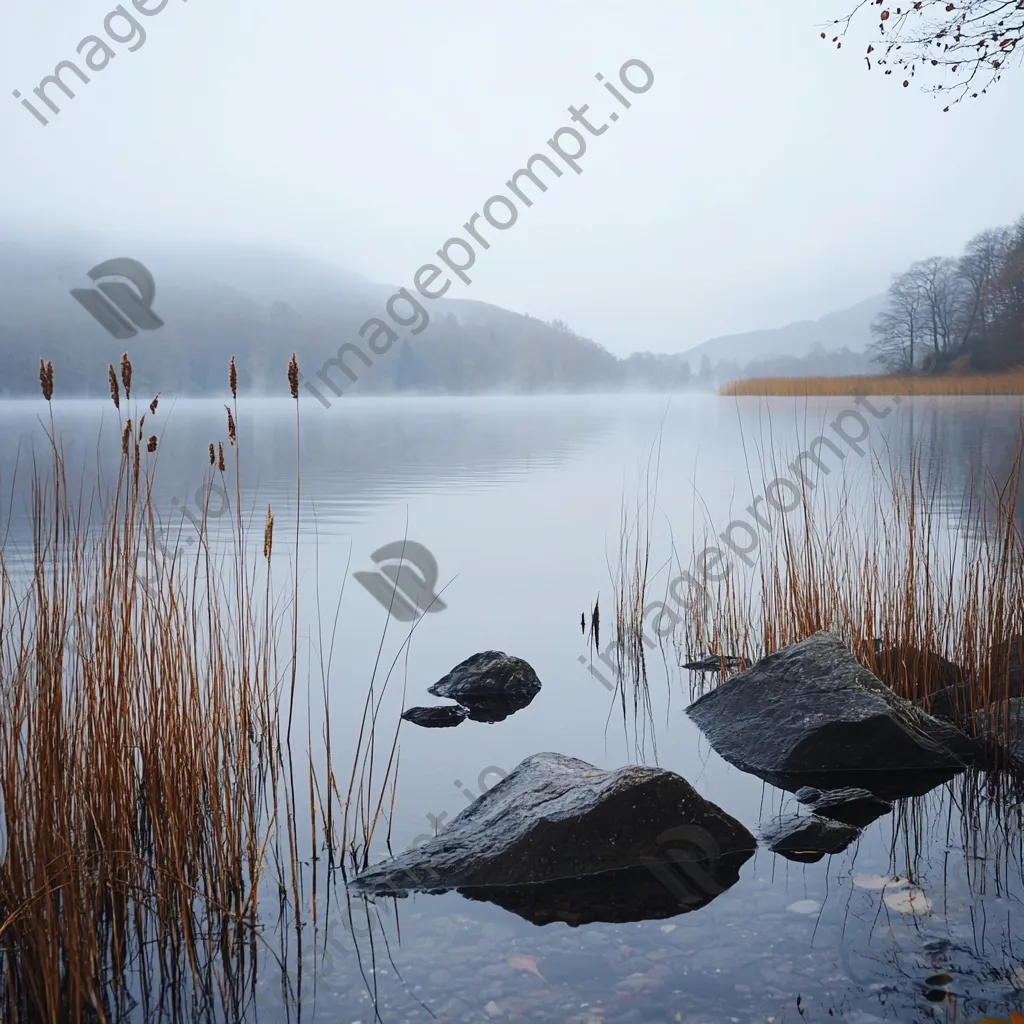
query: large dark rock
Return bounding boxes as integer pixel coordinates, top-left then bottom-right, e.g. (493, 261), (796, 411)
(793, 786), (892, 827)
(987, 636), (1024, 699)
(401, 705), (468, 728)
(870, 646), (976, 727)
(923, 682), (978, 730)
(350, 752), (756, 898)
(975, 698), (1024, 772)
(919, 639), (1023, 730)
(427, 651), (541, 723)
(870, 645), (967, 701)
(758, 814), (861, 863)
(686, 631), (980, 800)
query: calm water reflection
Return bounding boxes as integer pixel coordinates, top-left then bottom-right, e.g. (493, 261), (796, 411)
(2, 393), (1023, 1022)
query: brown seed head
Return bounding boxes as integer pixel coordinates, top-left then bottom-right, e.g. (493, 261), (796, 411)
(120, 353), (132, 400)
(217, 441), (226, 472)
(209, 442), (216, 466)
(229, 357), (238, 400)
(225, 405), (237, 445)
(263, 506), (274, 560)
(108, 365), (120, 409)
(149, 393), (160, 415)
(288, 354), (299, 400)
(122, 420), (131, 454)
(39, 359), (54, 401)
(146, 435), (158, 453)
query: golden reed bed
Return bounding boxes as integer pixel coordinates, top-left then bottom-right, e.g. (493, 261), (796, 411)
(720, 371), (1024, 397)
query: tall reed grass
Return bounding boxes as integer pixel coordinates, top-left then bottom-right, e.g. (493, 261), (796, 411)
(0, 355), (404, 1022)
(612, 417), (1024, 756)
(691, 436), (1023, 717)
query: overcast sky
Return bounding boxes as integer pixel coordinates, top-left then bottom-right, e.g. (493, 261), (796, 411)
(2, 0), (1021, 355)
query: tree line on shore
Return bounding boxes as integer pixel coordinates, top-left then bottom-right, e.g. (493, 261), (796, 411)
(870, 214), (1024, 374)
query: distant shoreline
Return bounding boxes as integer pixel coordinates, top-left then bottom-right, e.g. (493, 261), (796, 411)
(720, 372), (1024, 397)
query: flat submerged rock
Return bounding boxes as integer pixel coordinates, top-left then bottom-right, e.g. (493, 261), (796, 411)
(401, 705), (468, 728)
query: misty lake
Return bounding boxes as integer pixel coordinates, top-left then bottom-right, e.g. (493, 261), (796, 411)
(2, 392), (1023, 1024)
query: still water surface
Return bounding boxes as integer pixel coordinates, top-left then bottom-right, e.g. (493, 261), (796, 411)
(2, 393), (1023, 1023)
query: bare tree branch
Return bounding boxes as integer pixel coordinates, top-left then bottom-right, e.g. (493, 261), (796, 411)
(827, 1), (1024, 107)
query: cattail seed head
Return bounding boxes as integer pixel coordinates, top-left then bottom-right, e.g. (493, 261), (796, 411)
(217, 441), (225, 472)
(108, 365), (120, 409)
(146, 435), (158, 453)
(225, 406), (237, 446)
(288, 354), (299, 400)
(263, 506), (274, 560)
(39, 359), (54, 401)
(120, 353), (132, 400)
(149, 393), (160, 415)
(209, 443), (216, 466)
(122, 420), (131, 454)
(229, 357), (238, 400)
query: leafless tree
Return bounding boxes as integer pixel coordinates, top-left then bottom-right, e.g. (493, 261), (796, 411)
(829, 1), (1024, 106)
(870, 270), (924, 370)
(956, 227), (1010, 346)
(907, 256), (964, 358)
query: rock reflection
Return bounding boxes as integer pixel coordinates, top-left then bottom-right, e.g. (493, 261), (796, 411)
(457, 850), (753, 926)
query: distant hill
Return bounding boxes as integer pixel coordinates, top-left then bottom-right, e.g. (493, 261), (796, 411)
(679, 296), (887, 366)
(0, 236), (629, 398)
(0, 235), (883, 398)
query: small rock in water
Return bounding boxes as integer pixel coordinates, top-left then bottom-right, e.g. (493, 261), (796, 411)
(682, 654), (745, 672)
(758, 813), (860, 863)
(786, 899), (822, 915)
(428, 651), (542, 723)
(793, 786), (892, 827)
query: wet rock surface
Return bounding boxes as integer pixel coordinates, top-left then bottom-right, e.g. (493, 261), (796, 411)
(871, 645), (967, 695)
(794, 786), (893, 827)
(686, 631), (980, 799)
(427, 650), (542, 722)
(758, 813), (861, 863)
(402, 704), (469, 728)
(350, 751), (757, 895)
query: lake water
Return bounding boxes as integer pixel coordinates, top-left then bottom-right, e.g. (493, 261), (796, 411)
(2, 393), (1023, 1023)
